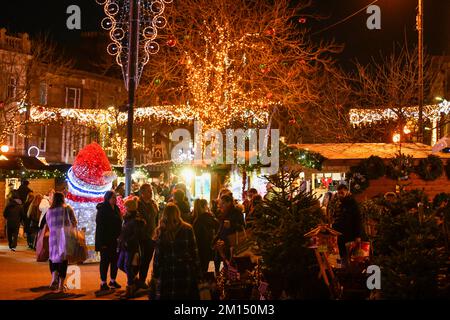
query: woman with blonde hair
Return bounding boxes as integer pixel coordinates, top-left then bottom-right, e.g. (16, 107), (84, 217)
(27, 193), (43, 249)
(151, 203), (201, 299)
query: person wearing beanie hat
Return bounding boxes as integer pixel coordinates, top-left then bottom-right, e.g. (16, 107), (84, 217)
(117, 195), (146, 299)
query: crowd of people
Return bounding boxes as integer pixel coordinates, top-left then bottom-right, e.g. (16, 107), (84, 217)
(2, 180), (47, 251)
(2, 178), (264, 298)
(97, 182), (263, 299)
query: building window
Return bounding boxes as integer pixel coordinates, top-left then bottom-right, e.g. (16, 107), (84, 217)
(65, 87), (81, 108)
(7, 77), (17, 99)
(153, 133), (161, 145)
(7, 132), (15, 149)
(38, 126), (47, 152)
(39, 82), (48, 105)
(94, 91), (99, 108)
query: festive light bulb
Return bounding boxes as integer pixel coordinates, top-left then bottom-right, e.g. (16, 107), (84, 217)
(392, 133), (401, 143)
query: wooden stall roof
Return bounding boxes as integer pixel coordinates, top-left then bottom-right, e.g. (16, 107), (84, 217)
(0, 156), (48, 171)
(289, 143), (450, 160)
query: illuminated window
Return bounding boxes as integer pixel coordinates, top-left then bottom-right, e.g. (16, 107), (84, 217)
(7, 132), (15, 149)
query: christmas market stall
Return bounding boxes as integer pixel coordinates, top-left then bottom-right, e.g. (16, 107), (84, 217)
(0, 155), (64, 238)
(288, 143), (450, 203)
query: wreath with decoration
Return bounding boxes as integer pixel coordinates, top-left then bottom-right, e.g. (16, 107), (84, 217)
(386, 152), (414, 180)
(359, 155), (386, 180)
(346, 167), (369, 194)
(415, 155), (443, 181)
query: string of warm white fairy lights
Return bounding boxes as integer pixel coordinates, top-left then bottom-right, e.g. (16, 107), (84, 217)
(28, 105), (269, 128)
(184, 24), (274, 129)
(349, 100), (450, 126)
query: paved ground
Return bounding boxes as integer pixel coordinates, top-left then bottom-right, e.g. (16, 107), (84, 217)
(0, 239), (148, 300)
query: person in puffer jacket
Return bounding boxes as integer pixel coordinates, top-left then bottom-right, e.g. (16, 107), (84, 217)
(117, 196), (146, 299)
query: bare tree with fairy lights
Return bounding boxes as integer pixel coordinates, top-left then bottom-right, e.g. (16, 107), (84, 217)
(136, 0), (342, 135)
(349, 44), (440, 143)
(0, 34), (72, 150)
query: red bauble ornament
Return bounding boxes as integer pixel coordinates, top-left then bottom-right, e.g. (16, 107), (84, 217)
(166, 38), (177, 47)
(298, 17), (307, 24)
(264, 28), (276, 36)
(266, 92), (273, 99)
(289, 118), (296, 125)
(260, 67), (271, 74)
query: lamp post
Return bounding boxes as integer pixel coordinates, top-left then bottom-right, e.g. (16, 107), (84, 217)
(97, 0), (170, 195)
(417, 0), (424, 143)
(124, 0), (139, 196)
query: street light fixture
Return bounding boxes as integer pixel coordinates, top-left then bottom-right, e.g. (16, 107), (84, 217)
(97, 0), (171, 196)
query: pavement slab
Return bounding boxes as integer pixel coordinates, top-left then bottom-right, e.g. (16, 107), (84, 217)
(0, 240), (148, 300)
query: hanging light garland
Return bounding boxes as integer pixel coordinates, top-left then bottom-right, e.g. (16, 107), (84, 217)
(28, 104), (269, 128)
(349, 100), (450, 126)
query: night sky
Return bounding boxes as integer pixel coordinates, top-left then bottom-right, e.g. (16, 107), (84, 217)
(0, 0), (449, 65)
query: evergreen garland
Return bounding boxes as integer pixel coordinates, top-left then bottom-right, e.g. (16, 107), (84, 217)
(281, 145), (326, 170)
(0, 169), (65, 180)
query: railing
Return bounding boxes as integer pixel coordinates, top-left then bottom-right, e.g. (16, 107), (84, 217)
(0, 29), (31, 53)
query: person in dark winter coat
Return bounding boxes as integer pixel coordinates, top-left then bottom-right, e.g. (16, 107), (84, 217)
(192, 199), (219, 276)
(136, 183), (159, 289)
(173, 189), (192, 224)
(117, 196), (146, 298)
(17, 180), (32, 205)
(23, 192), (35, 248)
(3, 191), (24, 251)
(95, 190), (123, 291)
(151, 203), (201, 300)
(332, 184), (362, 264)
(213, 194), (245, 273)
